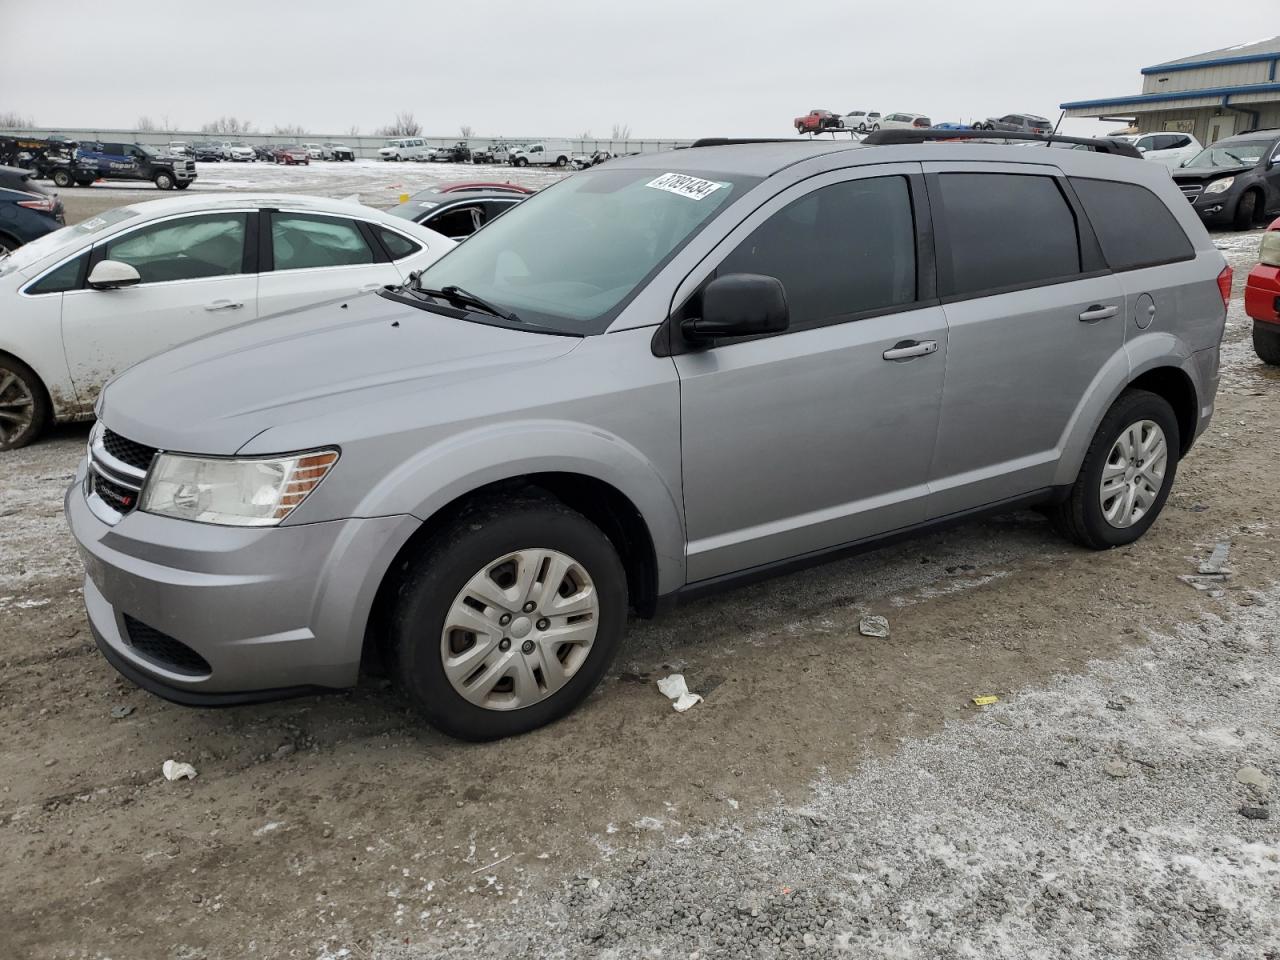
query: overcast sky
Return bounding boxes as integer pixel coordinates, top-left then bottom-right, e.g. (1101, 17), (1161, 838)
(4, 0), (1275, 139)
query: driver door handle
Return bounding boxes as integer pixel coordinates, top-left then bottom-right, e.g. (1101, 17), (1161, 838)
(882, 339), (938, 361)
(203, 299), (243, 312)
(1079, 304), (1119, 323)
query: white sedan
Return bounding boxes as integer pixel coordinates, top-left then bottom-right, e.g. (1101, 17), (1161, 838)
(0, 194), (453, 448)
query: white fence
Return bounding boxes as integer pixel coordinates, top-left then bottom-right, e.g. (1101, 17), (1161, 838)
(0, 128), (692, 160)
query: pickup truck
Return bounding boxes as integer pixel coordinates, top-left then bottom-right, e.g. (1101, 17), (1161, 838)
(794, 110), (844, 134)
(61, 141), (198, 190)
(510, 142), (572, 167)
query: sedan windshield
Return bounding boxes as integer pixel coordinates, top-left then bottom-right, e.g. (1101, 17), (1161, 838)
(1183, 140), (1271, 168)
(410, 167), (756, 334)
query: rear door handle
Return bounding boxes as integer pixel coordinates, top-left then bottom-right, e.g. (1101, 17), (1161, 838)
(882, 339), (938, 361)
(1079, 304), (1119, 322)
(203, 299), (243, 312)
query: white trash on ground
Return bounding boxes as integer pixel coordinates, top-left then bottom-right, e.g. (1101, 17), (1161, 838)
(161, 760), (197, 781)
(656, 674), (703, 713)
(859, 615), (890, 638)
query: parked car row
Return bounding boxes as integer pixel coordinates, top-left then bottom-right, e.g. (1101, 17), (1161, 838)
(52, 135), (1231, 744)
(795, 109), (934, 134)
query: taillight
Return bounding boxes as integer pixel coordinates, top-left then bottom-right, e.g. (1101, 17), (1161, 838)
(1217, 265), (1234, 306)
(1259, 230), (1280, 267)
(16, 196), (57, 213)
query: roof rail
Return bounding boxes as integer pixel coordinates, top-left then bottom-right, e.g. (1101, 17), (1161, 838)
(861, 128), (1141, 157)
(689, 138), (808, 148)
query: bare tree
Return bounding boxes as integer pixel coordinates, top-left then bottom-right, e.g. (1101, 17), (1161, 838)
(200, 116), (254, 135)
(136, 116), (157, 132)
(160, 114), (175, 133)
(610, 122), (632, 141)
(272, 123), (307, 137)
(375, 112), (422, 137)
(459, 124), (475, 139)
(0, 110), (35, 129)
(347, 124), (361, 137)
(578, 129), (593, 140)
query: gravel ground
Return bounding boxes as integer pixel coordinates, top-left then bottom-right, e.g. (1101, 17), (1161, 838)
(2, 181), (1277, 959)
(404, 590), (1278, 959)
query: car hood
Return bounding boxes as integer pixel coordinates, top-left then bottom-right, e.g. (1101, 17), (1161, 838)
(99, 292), (582, 455)
(1173, 165), (1252, 182)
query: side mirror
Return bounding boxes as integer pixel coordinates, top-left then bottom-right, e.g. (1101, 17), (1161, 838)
(682, 274), (789, 342)
(87, 260), (142, 290)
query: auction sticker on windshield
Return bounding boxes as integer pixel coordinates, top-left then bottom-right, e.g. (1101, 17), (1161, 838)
(646, 173), (726, 201)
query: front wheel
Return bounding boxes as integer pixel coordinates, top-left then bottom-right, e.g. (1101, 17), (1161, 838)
(1048, 389), (1180, 549)
(1233, 191), (1258, 230)
(0, 355), (51, 451)
(871, 123), (880, 131)
(154, 172), (174, 190)
(174, 181), (191, 190)
(390, 498), (627, 741)
(1254, 322), (1280, 365)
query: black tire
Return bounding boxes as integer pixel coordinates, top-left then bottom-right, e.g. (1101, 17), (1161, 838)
(174, 181), (191, 190)
(1233, 190), (1259, 230)
(1048, 389), (1180, 550)
(51, 169), (72, 189)
(1254, 322), (1280, 365)
(0, 354), (51, 451)
(154, 171), (174, 190)
(556, 156), (568, 167)
(857, 123), (867, 133)
(389, 497), (628, 741)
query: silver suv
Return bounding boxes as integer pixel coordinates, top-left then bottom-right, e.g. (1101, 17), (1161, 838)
(68, 140), (1228, 740)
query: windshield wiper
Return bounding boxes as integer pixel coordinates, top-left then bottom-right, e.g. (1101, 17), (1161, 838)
(1223, 150), (1247, 165)
(409, 275), (523, 323)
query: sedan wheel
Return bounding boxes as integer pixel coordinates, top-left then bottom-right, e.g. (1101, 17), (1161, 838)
(0, 358), (50, 450)
(1098, 420), (1167, 529)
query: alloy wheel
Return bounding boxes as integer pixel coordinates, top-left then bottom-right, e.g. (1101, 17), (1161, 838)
(440, 548), (599, 711)
(0, 367), (36, 447)
(1099, 419), (1168, 528)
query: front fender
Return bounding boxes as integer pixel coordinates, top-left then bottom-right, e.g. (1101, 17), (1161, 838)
(354, 419), (688, 593)
(1051, 332), (1198, 487)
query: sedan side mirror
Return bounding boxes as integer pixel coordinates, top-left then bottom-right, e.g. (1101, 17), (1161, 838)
(682, 274), (789, 342)
(87, 260), (142, 290)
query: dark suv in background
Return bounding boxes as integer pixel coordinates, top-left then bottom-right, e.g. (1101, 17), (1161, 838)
(1173, 129), (1280, 229)
(979, 113), (1053, 134)
(0, 166), (64, 251)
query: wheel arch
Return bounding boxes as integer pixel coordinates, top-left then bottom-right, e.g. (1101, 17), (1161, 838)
(0, 347), (55, 434)
(361, 470), (665, 674)
(1126, 365), (1198, 456)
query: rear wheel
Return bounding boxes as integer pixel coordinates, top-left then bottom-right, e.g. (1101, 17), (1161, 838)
(1048, 389), (1179, 549)
(556, 156), (568, 167)
(0, 356), (50, 451)
(1233, 190), (1259, 230)
(1254, 322), (1280, 365)
(389, 498), (627, 741)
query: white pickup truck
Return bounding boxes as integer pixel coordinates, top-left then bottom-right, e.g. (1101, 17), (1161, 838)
(510, 142), (573, 167)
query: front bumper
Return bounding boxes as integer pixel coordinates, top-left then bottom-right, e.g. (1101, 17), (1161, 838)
(66, 464), (419, 703)
(1245, 264), (1280, 325)
(1189, 192), (1236, 224)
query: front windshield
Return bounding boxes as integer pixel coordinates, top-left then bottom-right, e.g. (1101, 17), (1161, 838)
(411, 167), (756, 334)
(1184, 140), (1271, 168)
(384, 140), (402, 148)
(0, 207), (139, 277)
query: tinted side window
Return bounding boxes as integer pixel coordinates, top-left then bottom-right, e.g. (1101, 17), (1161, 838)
(716, 176), (916, 331)
(1069, 177), (1194, 271)
(26, 252), (88, 295)
(272, 214), (374, 270)
(104, 214), (247, 283)
(377, 227), (421, 260)
(935, 173), (1080, 297)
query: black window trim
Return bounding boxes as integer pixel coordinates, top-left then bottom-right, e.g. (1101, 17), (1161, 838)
(1067, 175), (1197, 274)
(927, 169), (1109, 305)
(369, 223), (424, 262)
(655, 170), (938, 358)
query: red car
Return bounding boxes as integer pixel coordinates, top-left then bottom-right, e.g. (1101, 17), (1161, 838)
(1245, 216), (1280, 365)
(273, 145), (310, 165)
(794, 109), (843, 135)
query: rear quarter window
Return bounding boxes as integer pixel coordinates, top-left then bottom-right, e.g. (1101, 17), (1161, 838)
(1069, 178), (1194, 271)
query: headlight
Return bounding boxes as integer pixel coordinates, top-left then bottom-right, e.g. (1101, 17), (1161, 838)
(139, 449), (338, 526)
(1205, 177), (1235, 195)
(1261, 230), (1280, 267)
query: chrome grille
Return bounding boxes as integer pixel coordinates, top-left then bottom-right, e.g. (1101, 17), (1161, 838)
(1179, 183), (1203, 203)
(86, 425), (155, 523)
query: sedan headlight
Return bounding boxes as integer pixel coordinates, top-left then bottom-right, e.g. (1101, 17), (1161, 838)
(1205, 177), (1235, 195)
(139, 449), (339, 526)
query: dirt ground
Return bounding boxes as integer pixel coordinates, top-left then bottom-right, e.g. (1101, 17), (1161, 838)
(1, 190), (1277, 959)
